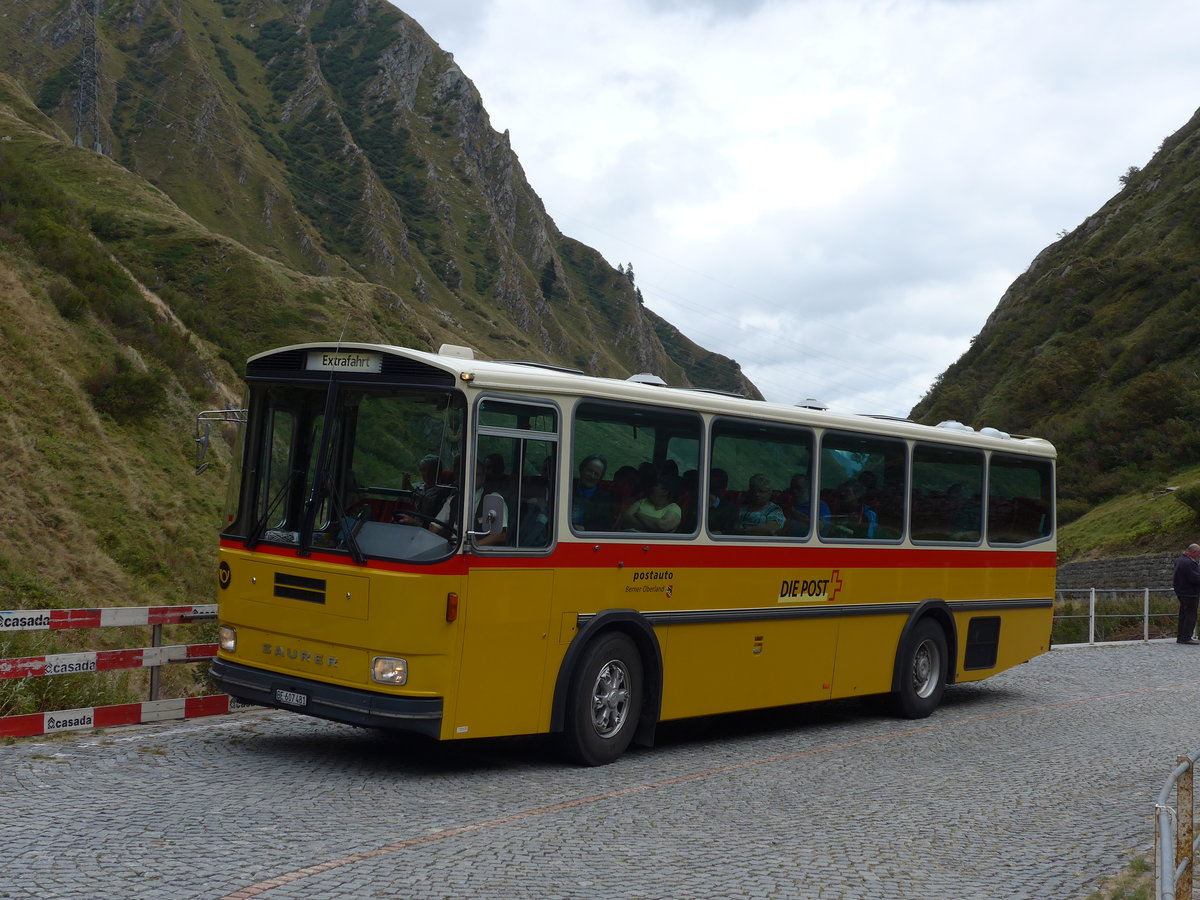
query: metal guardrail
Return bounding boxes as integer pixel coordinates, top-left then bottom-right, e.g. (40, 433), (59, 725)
(1053, 587), (1193, 898)
(0, 604), (235, 738)
(1157, 751), (1200, 899)
(1054, 587), (1178, 647)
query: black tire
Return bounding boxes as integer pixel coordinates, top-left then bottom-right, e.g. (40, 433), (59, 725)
(560, 632), (643, 766)
(888, 618), (947, 719)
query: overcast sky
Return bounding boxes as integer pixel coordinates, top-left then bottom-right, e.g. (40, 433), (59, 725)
(391, 0), (1200, 419)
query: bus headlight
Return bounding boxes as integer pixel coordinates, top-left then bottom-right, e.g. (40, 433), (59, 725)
(372, 656), (408, 685)
(218, 626), (237, 652)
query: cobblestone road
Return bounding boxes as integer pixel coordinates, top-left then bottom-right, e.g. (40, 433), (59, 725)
(2, 643), (1198, 900)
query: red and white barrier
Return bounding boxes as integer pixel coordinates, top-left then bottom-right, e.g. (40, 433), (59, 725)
(0, 604), (216, 632)
(0, 603), (229, 739)
(0, 694), (237, 738)
(0, 644), (218, 679)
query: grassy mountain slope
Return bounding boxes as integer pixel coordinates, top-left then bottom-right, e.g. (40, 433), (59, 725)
(0, 0), (756, 714)
(2, 0), (757, 396)
(912, 106), (1200, 557)
(0, 0), (761, 601)
(0, 103), (228, 713)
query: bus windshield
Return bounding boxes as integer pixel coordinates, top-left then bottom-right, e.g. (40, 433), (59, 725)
(230, 383), (467, 563)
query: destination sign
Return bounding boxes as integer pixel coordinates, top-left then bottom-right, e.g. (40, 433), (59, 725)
(306, 351), (382, 373)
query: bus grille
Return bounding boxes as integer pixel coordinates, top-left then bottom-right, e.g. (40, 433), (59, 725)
(274, 572), (327, 604)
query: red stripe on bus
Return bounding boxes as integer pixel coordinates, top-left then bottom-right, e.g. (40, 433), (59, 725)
(222, 538), (1055, 572)
(466, 544), (1057, 571)
(223, 539), (470, 575)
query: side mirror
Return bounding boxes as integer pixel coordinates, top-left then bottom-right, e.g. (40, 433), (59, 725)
(193, 409), (247, 475)
(468, 495), (505, 539)
(194, 422), (212, 475)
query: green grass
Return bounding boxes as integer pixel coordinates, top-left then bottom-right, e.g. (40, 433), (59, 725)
(1052, 592), (1177, 644)
(1057, 466), (1200, 562)
(1084, 854), (1152, 900)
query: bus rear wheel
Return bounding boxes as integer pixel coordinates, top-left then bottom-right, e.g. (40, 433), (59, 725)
(560, 632), (643, 766)
(889, 619), (947, 719)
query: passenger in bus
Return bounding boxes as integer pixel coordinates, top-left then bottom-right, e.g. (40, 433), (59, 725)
(678, 469), (699, 532)
(707, 467), (738, 534)
(393, 456), (463, 537)
(945, 483), (981, 541)
(515, 456), (554, 548)
(572, 455), (614, 531)
(398, 460), (509, 545)
(403, 454), (439, 494)
(734, 474), (786, 536)
(483, 453), (508, 493)
(618, 475), (682, 533)
(404, 454), (450, 517)
(610, 465), (640, 512)
(636, 462), (657, 498)
(470, 459), (509, 546)
(781, 473), (830, 537)
(832, 478), (877, 538)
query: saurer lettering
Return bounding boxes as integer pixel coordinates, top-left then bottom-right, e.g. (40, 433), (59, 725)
(262, 643), (338, 667)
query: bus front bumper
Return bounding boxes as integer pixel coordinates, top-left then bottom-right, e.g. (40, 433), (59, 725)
(209, 658), (443, 738)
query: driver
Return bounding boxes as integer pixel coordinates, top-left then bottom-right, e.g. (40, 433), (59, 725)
(394, 460), (509, 545)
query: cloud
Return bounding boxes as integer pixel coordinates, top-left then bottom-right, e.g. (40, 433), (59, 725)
(395, 0), (1200, 418)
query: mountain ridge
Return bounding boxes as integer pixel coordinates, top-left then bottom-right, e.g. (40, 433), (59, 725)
(4, 0), (758, 395)
(913, 103), (1200, 551)
(0, 0), (757, 670)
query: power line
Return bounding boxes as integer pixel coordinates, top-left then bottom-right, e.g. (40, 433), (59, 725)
(562, 219), (928, 412)
(74, 0), (104, 155)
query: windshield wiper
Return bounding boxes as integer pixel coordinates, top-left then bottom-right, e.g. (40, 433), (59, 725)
(301, 475), (365, 565)
(245, 470), (300, 550)
(332, 482), (367, 566)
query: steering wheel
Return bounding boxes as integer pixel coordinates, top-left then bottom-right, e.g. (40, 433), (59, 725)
(392, 508), (457, 539)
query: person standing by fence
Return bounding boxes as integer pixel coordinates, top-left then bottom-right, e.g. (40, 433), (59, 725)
(1172, 543), (1200, 644)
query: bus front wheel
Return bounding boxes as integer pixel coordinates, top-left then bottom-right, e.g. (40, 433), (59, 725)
(560, 632), (643, 766)
(889, 619), (947, 719)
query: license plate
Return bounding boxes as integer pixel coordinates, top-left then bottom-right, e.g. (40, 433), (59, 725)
(274, 689), (307, 708)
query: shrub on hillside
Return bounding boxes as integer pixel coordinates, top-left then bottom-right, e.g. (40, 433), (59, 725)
(86, 357), (168, 423)
(89, 209), (136, 242)
(44, 277), (87, 320)
(1056, 498), (1089, 526)
(1174, 485), (1200, 519)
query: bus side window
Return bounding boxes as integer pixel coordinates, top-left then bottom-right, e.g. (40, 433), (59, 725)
(819, 431), (906, 542)
(571, 400), (701, 536)
(514, 439), (556, 548)
(476, 398), (559, 551)
(708, 417), (813, 540)
(910, 443), (983, 543)
(987, 454), (1054, 545)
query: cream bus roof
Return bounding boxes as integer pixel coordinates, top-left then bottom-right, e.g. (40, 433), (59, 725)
(251, 341), (1056, 459)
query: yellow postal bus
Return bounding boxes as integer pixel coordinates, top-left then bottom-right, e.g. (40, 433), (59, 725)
(208, 342), (1055, 764)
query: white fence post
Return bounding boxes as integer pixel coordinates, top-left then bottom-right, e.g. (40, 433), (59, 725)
(1053, 586), (1173, 648)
